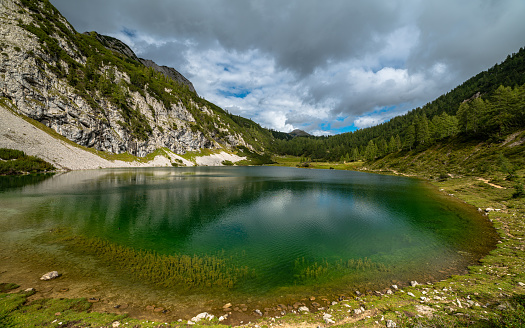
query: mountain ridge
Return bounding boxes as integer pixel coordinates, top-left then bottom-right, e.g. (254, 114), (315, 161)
(89, 32), (197, 94)
(0, 0), (274, 163)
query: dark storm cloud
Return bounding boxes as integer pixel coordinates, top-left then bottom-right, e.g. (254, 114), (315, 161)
(50, 0), (525, 134)
(51, 0), (401, 75)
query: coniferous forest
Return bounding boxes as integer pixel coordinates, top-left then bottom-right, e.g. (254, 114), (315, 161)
(270, 48), (525, 163)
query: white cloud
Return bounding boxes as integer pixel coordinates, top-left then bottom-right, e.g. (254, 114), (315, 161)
(50, 0), (525, 135)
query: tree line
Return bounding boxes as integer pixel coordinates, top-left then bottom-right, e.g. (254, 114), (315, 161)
(271, 47), (525, 162)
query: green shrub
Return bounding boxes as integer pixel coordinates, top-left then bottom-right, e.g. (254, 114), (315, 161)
(512, 184), (524, 198)
(0, 148), (25, 160)
(0, 149), (55, 175)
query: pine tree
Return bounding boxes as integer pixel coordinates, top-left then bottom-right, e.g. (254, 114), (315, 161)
(395, 134), (402, 151)
(365, 140), (377, 161)
(351, 147), (360, 161)
(415, 114), (430, 145)
(405, 124), (415, 150)
(388, 135), (397, 153)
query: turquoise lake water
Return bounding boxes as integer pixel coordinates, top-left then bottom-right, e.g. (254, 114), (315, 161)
(0, 167), (498, 298)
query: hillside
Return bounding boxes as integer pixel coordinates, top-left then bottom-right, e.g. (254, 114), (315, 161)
(0, 0), (274, 165)
(272, 47), (525, 164)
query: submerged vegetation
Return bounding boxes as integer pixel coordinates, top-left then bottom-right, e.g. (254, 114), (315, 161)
(49, 230), (255, 292)
(293, 257), (389, 282)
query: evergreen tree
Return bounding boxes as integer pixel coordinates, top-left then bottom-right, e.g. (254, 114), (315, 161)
(395, 134), (402, 151)
(388, 135), (397, 153)
(405, 124), (415, 150)
(415, 114), (430, 145)
(365, 140), (377, 161)
(351, 147), (360, 161)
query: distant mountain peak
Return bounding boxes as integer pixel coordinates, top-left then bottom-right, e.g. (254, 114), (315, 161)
(289, 129), (311, 137)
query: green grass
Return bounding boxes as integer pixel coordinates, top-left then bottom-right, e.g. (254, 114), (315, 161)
(270, 155), (364, 170)
(179, 148), (222, 163)
(2, 171), (525, 327)
(0, 124), (524, 326)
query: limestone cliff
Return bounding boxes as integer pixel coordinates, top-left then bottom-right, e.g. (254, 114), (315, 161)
(0, 0), (272, 157)
(90, 32), (197, 94)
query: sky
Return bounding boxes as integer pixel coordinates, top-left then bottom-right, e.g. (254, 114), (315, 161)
(50, 0), (525, 135)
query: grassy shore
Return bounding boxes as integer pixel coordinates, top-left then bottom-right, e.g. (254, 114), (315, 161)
(1, 156), (524, 327)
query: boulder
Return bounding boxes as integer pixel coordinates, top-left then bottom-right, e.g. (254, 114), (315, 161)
(190, 312), (214, 323)
(298, 306), (310, 313)
(40, 271), (60, 281)
(323, 313), (335, 324)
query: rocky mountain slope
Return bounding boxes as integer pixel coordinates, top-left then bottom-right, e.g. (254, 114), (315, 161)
(91, 32), (197, 94)
(0, 0), (273, 160)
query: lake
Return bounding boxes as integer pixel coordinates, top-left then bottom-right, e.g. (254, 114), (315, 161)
(0, 166), (497, 307)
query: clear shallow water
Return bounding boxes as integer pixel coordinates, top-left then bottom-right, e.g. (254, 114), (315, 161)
(0, 167), (497, 297)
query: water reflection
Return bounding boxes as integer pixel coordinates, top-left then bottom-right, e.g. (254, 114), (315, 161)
(0, 167), (498, 294)
(0, 173), (54, 193)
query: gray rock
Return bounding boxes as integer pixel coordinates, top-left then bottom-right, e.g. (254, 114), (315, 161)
(386, 320), (397, 328)
(407, 292), (416, 297)
(323, 313), (335, 324)
(298, 306), (310, 313)
(0, 4), (254, 165)
(410, 281), (418, 287)
(518, 282), (525, 287)
(254, 309), (263, 316)
(40, 271), (60, 281)
(190, 312), (214, 322)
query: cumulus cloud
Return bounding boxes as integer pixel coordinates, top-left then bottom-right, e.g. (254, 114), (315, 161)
(50, 0), (525, 133)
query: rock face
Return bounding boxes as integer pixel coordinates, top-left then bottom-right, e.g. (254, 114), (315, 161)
(90, 32), (197, 94)
(0, 0), (265, 158)
(139, 59), (196, 94)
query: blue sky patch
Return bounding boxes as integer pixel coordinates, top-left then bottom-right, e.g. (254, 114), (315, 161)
(218, 86), (251, 99)
(121, 27), (137, 38)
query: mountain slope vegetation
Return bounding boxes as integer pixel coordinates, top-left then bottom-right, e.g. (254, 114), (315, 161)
(272, 48), (525, 166)
(0, 0), (274, 160)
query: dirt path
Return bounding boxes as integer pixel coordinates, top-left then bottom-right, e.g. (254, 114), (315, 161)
(476, 177), (506, 189)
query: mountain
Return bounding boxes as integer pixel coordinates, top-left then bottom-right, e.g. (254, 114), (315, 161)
(90, 32), (197, 94)
(272, 47), (525, 164)
(289, 129), (311, 137)
(0, 0), (273, 160)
